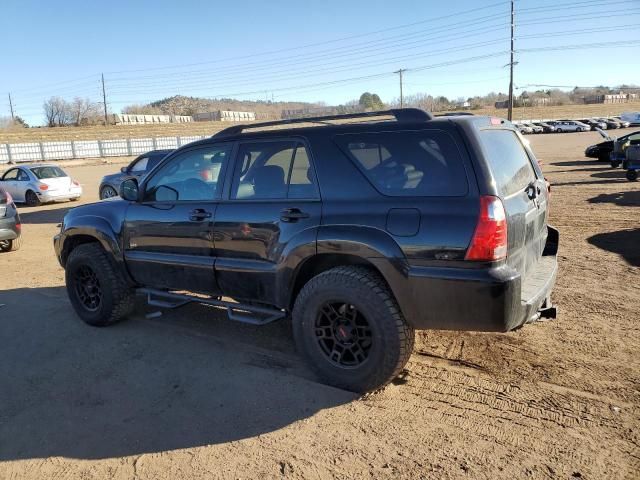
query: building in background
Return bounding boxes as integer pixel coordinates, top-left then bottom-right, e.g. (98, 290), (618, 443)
(193, 111), (256, 122)
(113, 114), (192, 125)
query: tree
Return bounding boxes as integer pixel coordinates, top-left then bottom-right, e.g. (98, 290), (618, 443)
(43, 96), (69, 127)
(358, 92), (385, 111)
(69, 97), (98, 126)
(13, 116), (28, 128)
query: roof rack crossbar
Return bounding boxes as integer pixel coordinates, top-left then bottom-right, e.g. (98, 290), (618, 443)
(212, 108), (432, 138)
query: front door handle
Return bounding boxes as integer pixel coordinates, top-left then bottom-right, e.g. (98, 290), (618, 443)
(281, 208), (310, 222)
(189, 209), (212, 221)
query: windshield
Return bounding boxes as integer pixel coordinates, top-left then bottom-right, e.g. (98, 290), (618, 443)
(30, 166), (67, 179)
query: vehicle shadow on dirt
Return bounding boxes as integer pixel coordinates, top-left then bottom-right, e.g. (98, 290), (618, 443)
(16, 205), (72, 224)
(0, 287), (355, 461)
(588, 190), (640, 207)
(587, 229), (640, 267)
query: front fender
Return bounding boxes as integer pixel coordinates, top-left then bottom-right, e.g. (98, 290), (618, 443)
(54, 200), (129, 272)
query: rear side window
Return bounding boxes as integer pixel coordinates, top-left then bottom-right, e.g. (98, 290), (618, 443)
(479, 130), (537, 197)
(231, 141), (318, 200)
(336, 130), (468, 196)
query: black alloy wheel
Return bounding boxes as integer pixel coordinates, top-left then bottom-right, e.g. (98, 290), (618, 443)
(315, 302), (373, 368)
(73, 264), (103, 311)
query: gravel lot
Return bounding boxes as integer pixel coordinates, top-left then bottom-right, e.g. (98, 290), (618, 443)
(0, 130), (638, 479)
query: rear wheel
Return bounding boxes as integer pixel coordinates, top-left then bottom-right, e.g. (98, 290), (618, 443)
(292, 266), (415, 393)
(626, 170), (638, 182)
(0, 237), (21, 252)
(556, 128), (563, 133)
(25, 190), (40, 206)
(100, 185), (118, 200)
(65, 243), (134, 326)
(611, 160), (621, 168)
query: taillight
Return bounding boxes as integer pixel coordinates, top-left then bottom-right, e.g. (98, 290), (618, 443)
(15, 223), (21, 232)
(465, 196), (508, 261)
(72, 180), (80, 186)
(5, 191), (12, 204)
(39, 184), (49, 191)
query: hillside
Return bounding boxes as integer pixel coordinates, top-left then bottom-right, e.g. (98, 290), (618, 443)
(2, 101), (639, 144)
(127, 95), (321, 119)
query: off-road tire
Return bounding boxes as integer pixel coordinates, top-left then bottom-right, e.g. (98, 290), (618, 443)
(292, 266), (415, 393)
(0, 237), (22, 252)
(65, 243), (134, 326)
(25, 190), (40, 206)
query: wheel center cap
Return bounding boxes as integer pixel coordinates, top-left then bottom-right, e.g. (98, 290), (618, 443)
(335, 320), (355, 343)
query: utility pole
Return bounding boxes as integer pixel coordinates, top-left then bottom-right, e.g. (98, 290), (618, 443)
(8, 93), (14, 120)
(101, 73), (108, 126)
(394, 68), (406, 108)
(507, 0), (515, 121)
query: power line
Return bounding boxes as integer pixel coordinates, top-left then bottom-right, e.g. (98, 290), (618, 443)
(394, 69), (407, 108)
(103, 0), (511, 76)
(508, 0), (515, 121)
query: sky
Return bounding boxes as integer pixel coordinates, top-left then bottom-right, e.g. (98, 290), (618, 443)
(1, 0), (639, 125)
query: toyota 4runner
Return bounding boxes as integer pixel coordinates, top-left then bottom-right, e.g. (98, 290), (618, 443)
(54, 109), (558, 392)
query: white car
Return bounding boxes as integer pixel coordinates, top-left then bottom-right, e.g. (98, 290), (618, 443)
(554, 120), (590, 133)
(516, 124), (534, 134)
(0, 164), (82, 206)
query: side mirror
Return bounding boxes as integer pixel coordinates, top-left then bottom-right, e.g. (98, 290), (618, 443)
(120, 166), (128, 174)
(120, 178), (139, 202)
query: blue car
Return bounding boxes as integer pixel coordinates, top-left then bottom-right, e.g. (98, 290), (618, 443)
(99, 149), (173, 199)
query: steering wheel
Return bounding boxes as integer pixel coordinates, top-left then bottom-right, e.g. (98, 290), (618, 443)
(183, 178), (211, 199)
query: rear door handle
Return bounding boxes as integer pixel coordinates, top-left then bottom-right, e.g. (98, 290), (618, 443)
(281, 208), (310, 222)
(189, 209), (212, 221)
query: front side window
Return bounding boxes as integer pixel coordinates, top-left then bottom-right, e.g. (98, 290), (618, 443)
(143, 144), (231, 202)
(30, 166), (66, 179)
(336, 130), (468, 197)
(231, 141), (317, 200)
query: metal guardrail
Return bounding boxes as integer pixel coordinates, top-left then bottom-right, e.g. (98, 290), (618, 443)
(0, 135), (207, 164)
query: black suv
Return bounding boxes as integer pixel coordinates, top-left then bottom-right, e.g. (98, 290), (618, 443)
(54, 109), (558, 392)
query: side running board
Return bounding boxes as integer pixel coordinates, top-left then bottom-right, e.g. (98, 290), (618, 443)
(138, 288), (286, 326)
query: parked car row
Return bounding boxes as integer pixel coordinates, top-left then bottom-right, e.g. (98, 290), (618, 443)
(516, 116), (631, 134)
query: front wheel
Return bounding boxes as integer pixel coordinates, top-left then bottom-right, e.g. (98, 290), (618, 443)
(556, 128), (563, 133)
(292, 266), (415, 393)
(65, 243), (135, 326)
(100, 185), (118, 200)
(626, 170), (638, 182)
(611, 160), (621, 168)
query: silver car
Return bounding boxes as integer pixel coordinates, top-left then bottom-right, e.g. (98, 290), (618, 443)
(554, 120), (590, 133)
(0, 164), (82, 206)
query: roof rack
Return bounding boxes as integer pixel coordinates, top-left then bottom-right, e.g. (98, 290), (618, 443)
(212, 108), (433, 138)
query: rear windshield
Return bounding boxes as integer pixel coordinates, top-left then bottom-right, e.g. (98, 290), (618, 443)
(30, 166), (67, 179)
(479, 130), (537, 197)
(336, 130), (468, 196)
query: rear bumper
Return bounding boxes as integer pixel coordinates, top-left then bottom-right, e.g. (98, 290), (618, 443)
(38, 187), (82, 202)
(387, 226), (559, 332)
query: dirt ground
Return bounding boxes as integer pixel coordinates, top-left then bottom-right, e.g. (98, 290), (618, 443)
(0, 129), (638, 479)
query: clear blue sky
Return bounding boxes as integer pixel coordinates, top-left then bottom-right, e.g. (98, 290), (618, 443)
(2, 0), (639, 125)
